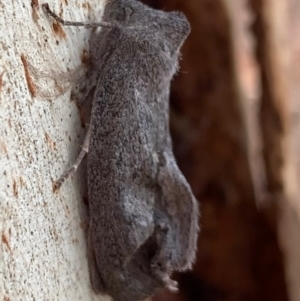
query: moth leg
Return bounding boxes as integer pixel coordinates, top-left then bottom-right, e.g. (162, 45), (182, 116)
(150, 224), (178, 292)
(88, 227), (106, 293)
(53, 127), (91, 191)
(42, 3), (111, 28)
(71, 72), (98, 109)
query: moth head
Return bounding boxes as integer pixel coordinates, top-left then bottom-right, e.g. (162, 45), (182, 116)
(103, 0), (190, 55)
(156, 11), (190, 56)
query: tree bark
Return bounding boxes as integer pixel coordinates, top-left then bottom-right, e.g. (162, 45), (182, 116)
(0, 1), (110, 300)
(249, 1), (300, 300)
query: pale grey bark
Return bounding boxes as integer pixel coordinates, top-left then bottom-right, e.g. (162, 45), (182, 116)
(0, 1), (111, 300)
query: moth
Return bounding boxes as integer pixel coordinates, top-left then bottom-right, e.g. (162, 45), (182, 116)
(43, 1), (199, 301)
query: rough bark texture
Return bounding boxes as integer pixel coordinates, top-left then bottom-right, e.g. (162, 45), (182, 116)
(0, 1), (110, 300)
